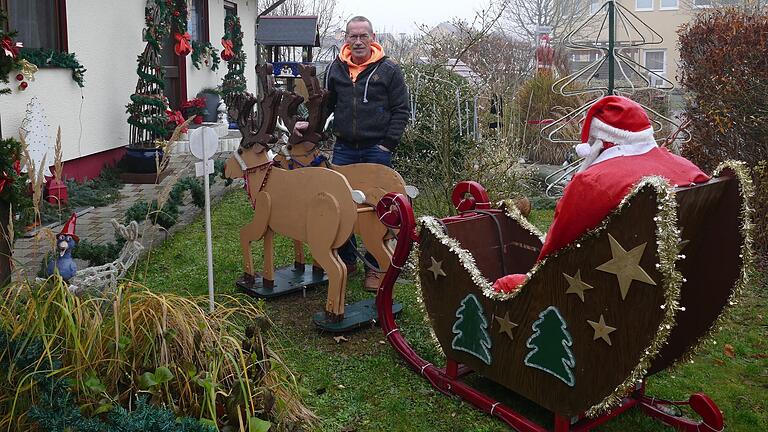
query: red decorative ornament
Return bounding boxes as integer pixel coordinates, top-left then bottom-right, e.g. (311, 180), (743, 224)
(1, 36), (23, 58)
(16, 74), (24, 81)
(18, 81), (28, 91)
(174, 32), (192, 56)
(0, 161), (21, 196)
(221, 39), (234, 61)
(173, 10), (180, 16)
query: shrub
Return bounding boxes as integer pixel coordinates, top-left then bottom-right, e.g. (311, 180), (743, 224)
(514, 74), (588, 164)
(678, 8), (768, 255)
(396, 65), (531, 217)
(0, 280), (316, 430)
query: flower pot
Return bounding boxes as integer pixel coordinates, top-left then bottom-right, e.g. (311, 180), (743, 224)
(199, 93), (220, 122)
(122, 147), (165, 174)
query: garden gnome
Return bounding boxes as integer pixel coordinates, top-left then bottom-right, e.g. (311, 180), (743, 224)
(46, 212), (79, 281)
(493, 95), (710, 292)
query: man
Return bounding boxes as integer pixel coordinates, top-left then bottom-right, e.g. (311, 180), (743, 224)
(493, 95), (710, 292)
(298, 16), (410, 290)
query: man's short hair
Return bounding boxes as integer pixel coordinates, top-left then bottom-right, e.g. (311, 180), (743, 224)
(346, 16), (373, 33)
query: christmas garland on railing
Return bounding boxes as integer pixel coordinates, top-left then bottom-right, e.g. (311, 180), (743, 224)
(221, 15), (246, 99)
(18, 48), (86, 87)
(191, 40), (220, 71)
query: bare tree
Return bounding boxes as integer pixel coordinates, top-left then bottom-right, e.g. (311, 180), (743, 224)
(503, 0), (594, 42)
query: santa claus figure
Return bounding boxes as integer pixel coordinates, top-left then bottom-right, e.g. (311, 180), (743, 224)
(493, 95), (710, 292)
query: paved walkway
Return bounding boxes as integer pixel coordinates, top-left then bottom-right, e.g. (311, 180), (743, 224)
(12, 136), (241, 280)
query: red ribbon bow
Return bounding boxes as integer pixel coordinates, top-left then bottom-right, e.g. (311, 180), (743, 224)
(174, 32), (191, 56)
(221, 39), (234, 61)
(0, 161), (22, 195)
(1, 36), (23, 58)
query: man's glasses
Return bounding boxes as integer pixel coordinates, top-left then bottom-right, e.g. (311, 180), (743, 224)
(346, 33), (371, 42)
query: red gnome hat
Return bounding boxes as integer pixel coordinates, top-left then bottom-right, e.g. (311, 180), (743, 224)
(59, 213), (79, 243)
(574, 96), (656, 169)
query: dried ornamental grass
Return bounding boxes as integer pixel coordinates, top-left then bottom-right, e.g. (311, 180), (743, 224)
(0, 279), (316, 430)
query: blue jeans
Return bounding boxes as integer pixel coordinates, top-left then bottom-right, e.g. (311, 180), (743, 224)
(332, 142), (392, 268)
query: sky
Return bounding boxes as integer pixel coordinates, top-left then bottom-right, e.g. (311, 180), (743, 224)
(333, 0), (492, 34)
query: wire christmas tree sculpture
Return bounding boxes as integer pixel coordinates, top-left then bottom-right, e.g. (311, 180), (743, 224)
(541, 0), (688, 147)
(126, 0), (189, 149)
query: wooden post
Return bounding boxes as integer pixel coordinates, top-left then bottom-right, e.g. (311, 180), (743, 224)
(0, 199), (11, 287)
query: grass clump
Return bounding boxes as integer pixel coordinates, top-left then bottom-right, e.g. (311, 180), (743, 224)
(0, 278), (316, 431)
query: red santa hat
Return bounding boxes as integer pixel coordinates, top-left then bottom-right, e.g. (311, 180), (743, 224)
(58, 212), (79, 243)
(574, 96), (656, 166)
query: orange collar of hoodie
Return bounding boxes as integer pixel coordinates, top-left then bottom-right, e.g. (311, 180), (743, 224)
(339, 42), (385, 83)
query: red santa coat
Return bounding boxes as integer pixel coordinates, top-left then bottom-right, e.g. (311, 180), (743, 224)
(493, 146), (710, 293)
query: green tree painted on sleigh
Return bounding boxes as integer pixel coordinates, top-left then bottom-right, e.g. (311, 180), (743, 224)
(451, 294), (492, 365)
(524, 306), (576, 386)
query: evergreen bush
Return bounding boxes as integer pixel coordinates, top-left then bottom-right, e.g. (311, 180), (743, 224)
(678, 8), (768, 257)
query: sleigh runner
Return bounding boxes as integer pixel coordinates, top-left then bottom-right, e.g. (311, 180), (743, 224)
(374, 162), (752, 431)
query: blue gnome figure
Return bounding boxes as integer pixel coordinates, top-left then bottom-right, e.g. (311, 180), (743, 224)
(46, 213), (78, 281)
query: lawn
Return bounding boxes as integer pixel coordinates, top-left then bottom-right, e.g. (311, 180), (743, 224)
(133, 189), (767, 431)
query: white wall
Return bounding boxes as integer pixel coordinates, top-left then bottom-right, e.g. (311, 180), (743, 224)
(1, 1), (145, 161)
(1, 0), (258, 163)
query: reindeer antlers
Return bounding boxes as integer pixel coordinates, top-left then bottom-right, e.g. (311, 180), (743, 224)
(278, 91), (305, 140)
(227, 64), (284, 150)
(286, 64), (330, 145)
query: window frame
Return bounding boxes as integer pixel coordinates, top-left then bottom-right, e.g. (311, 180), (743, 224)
(659, 0), (679, 10)
(635, 0), (654, 11)
(224, 0), (238, 16)
(644, 49), (667, 76)
(4, 0), (68, 52)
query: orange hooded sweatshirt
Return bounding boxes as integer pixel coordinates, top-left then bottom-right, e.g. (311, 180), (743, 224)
(339, 42), (385, 82)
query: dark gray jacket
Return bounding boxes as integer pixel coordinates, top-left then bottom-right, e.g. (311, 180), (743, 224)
(324, 56), (410, 150)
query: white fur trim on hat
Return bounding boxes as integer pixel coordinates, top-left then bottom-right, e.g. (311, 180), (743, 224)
(575, 143), (592, 158)
(589, 117), (655, 146)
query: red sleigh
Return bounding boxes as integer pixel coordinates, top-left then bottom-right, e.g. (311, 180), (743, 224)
(373, 163), (752, 431)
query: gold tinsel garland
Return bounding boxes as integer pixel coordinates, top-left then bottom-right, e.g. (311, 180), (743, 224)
(418, 176), (685, 417)
(668, 160), (755, 367)
(586, 176), (684, 417)
(498, 199), (546, 241)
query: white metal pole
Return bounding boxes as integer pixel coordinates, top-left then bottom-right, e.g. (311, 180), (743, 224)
(203, 132), (215, 313)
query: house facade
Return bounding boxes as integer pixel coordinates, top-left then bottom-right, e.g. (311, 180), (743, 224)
(0, 0), (259, 181)
(568, 0), (713, 88)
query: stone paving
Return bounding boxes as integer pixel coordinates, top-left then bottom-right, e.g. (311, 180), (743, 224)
(12, 138), (240, 281)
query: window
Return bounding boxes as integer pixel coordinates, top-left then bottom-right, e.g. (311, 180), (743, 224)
(589, 0), (602, 14)
(635, 0), (653, 10)
(224, 1), (237, 17)
(693, 0), (711, 6)
(645, 49), (666, 85)
(5, 0), (68, 51)
(645, 50), (665, 74)
(189, 0), (208, 42)
(660, 0), (678, 8)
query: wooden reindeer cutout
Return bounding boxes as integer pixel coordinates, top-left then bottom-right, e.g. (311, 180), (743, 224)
(274, 64), (414, 278)
(224, 65), (360, 321)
